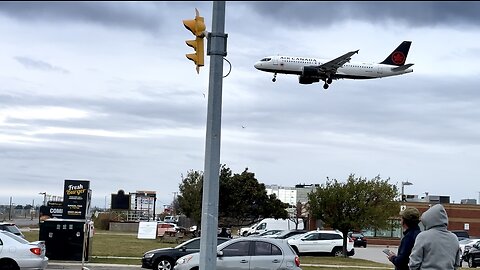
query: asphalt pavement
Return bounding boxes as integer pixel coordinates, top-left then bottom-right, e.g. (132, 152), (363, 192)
(45, 245), (396, 270)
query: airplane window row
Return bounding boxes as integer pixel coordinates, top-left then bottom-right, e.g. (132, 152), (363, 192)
(284, 60), (316, 64)
(345, 65), (373, 69)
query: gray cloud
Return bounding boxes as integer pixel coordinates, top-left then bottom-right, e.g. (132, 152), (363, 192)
(14, 56), (69, 74)
(242, 2), (480, 28)
(0, 2), (174, 33)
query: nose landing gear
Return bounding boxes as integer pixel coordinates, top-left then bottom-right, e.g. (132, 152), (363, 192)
(272, 73), (277, 82)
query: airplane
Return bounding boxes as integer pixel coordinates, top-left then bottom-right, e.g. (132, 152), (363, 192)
(254, 41), (414, 89)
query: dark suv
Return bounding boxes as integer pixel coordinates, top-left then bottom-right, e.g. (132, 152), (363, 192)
(142, 237), (230, 270)
(348, 232), (367, 248)
(0, 222), (25, 238)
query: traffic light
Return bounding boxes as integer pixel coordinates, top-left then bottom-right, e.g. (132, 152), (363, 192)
(183, 8), (206, 73)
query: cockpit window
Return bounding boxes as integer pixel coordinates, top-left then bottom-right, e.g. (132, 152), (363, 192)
(260, 58), (271, 62)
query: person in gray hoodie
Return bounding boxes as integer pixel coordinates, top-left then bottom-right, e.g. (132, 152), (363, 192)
(408, 204), (462, 270)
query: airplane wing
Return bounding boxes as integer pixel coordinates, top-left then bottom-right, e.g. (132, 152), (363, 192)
(317, 50), (359, 74)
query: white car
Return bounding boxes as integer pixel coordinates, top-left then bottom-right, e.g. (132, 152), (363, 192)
(0, 230), (48, 269)
(287, 230), (355, 257)
(460, 238), (480, 255)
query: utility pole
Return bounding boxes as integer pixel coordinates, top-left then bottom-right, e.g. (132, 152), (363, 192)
(9, 196), (12, 220)
(199, 2), (227, 270)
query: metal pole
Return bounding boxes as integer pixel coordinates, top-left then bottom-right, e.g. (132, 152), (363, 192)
(9, 196), (12, 220)
(401, 183), (405, 202)
(199, 2), (226, 270)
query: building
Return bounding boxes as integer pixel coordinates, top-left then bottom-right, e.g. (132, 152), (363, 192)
(367, 201), (480, 245)
(265, 183), (319, 206)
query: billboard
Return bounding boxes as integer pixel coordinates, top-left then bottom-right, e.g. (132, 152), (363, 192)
(62, 180), (91, 219)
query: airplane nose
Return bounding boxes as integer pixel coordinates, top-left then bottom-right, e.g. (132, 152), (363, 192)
(254, 62), (261, 69)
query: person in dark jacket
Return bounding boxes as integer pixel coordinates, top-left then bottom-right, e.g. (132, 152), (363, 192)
(387, 207), (421, 270)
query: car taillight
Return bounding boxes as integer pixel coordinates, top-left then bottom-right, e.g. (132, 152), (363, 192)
(349, 238), (353, 242)
(295, 256), (300, 267)
(30, 247), (42, 256)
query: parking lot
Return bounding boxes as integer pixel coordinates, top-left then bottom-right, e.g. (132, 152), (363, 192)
(44, 245), (395, 269)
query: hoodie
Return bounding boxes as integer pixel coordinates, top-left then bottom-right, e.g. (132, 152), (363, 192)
(408, 204), (461, 270)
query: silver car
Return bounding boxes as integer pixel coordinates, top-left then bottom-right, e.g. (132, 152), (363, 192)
(0, 230), (48, 269)
(175, 237), (302, 270)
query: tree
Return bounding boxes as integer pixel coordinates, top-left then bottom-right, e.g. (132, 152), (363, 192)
(177, 170), (203, 225)
(218, 166), (288, 226)
(308, 174), (399, 257)
(177, 165), (289, 228)
(289, 201), (307, 230)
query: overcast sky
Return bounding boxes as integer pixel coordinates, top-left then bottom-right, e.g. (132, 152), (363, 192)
(1, 1), (480, 210)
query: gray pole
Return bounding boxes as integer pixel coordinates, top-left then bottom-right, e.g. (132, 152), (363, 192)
(199, 2), (226, 270)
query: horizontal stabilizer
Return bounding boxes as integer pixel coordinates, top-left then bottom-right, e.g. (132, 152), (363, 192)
(391, 63), (414, 72)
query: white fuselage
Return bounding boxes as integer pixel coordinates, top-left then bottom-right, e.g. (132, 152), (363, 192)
(254, 55), (413, 80)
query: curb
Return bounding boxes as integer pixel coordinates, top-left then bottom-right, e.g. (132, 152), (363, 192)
(302, 263), (392, 269)
(48, 261), (141, 268)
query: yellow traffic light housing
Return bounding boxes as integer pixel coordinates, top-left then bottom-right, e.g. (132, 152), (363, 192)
(183, 9), (206, 73)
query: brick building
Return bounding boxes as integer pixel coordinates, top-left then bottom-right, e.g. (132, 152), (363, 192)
(368, 201), (480, 245)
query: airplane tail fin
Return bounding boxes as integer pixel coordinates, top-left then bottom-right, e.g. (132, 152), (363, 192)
(379, 41), (412, 66)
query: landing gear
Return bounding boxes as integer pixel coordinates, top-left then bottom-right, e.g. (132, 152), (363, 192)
(327, 77), (333, 84)
(272, 73), (277, 82)
(323, 83), (329, 89)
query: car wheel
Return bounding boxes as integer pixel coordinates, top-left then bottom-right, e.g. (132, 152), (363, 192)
(154, 258), (174, 270)
(469, 256), (477, 268)
(0, 259), (19, 270)
(332, 247), (343, 257)
(363, 243), (367, 248)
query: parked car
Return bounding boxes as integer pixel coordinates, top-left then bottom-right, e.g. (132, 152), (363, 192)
(348, 232), (367, 248)
(254, 229), (284, 238)
(0, 230), (48, 269)
(163, 216), (178, 224)
(238, 222), (260, 237)
(174, 237), (301, 270)
(272, 229), (308, 240)
(0, 222), (25, 238)
(142, 237), (230, 270)
(217, 227), (232, 238)
(288, 230), (355, 256)
(460, 238), (480, 256)
(462, 240), (480, 268)
(452, 230), (470, 241)
(157, 222), (178, 237)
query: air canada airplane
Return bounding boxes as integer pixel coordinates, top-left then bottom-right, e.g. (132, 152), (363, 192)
(254, 41), (414, 89)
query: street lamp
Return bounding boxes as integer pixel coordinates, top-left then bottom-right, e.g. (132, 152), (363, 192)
(39, 192), (47, 206)
(401, 181), (413, 202)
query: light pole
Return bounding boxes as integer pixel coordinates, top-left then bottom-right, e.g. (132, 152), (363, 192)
(401, 181), (413, 202)
(39, 192), (47, 205)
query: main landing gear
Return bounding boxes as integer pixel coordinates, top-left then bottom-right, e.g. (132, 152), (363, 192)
(323, 77), (333, 89)
(272, 73), (277, 82)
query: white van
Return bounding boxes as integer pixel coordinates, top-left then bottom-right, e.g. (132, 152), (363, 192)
(247, 218), (304, 236)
